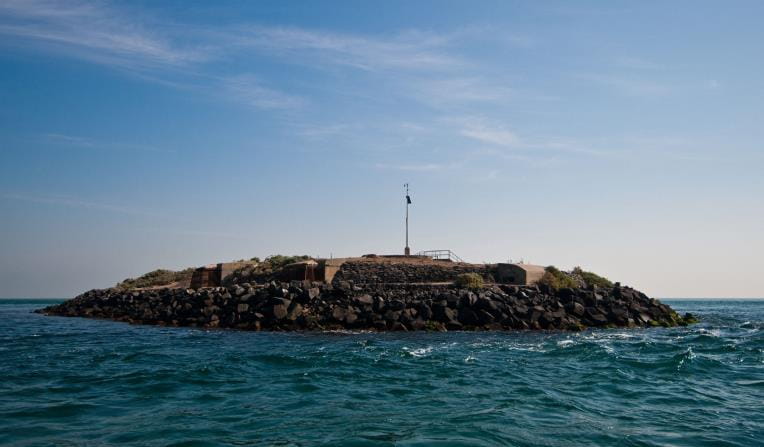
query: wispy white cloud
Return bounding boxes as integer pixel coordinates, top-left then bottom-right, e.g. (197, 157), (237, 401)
(0, 1), (305, 112)
(457, 118), (520, 147)
(0, 2), (542, 115)
(44, 133), (95, 147)
(578, 73), (670, 96)
(0, 192), (157, 216)
(0, 2), (463, 75)
(0, 2), (545, 117)
(0, 0), (203, 69)
(414, 77), (514, 106)
(447, 116), (631, 159)
(217, 75), (305, 110)
(472, 131), (724, 162)
(43, 133), (175, 153)
(375, 162), (459, 172)
(232, 26), (461, 72)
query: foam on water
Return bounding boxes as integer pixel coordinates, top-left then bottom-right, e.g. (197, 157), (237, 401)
(0, 299), (762, 446)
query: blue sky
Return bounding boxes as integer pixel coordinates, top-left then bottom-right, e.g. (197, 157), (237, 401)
(1, 0), (762, 298)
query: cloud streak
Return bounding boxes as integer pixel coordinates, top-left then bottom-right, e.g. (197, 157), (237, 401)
(448, 116), (631, 159)
(457, 118), (520, 147)
(43, 133), (175, 153)
(376, 162), (450, 172)
(578, 73), (670, 97)
(0, 0), (203, 68)
(0, 2), (529, 114)
(413, 77), (514, 107)
(0, 192), (158, 216)
(217, 75), (305, 110)
(231, 26), (461, 72)
(0, 1), (307, 111)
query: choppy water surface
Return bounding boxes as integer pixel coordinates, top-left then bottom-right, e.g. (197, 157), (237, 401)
(1, 299), (762, 446)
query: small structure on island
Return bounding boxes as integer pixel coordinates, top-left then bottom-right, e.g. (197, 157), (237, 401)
(275, 258), (347, 283)
(275, 260), (319, 281)
(495, 263), (546, 286)
(190, 261), (257, 288)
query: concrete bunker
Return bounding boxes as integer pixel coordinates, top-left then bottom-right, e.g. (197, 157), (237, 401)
(495, 263), (546, 286)
(275, 258), (347, 282)
(190, 261), (257, 288)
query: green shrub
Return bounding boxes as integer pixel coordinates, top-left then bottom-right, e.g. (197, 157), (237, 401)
(263, 255), (313, 270)
(538, 266), (578, 290)
(455, 273), (485, 289)
(572, 266), (613, 288)
(115, 268), (194, 290)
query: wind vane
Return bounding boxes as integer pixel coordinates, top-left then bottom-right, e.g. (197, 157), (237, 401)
(404, 183), (412, 256)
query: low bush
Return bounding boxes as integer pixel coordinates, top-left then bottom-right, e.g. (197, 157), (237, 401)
(538, 266), (578, 290)
(455, 272), (485, 289)
(572, 266), (613, 288)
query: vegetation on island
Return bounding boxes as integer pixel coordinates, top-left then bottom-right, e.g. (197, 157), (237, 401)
(571, 266), (613, 288)
(114, 255), (315, 291)
(227, 255), (314, 282)
(539, 266), (579, 290)
(454, 272), (485, 289)
(261, 255), (313, 270)
(539, 266), (614, 291)
(115, 268), (195, 290)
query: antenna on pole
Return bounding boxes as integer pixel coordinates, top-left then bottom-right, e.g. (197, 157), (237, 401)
(404, 183), (411, 256)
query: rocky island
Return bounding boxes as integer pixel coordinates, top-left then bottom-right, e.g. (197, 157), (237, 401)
(38, 255), (697, 331)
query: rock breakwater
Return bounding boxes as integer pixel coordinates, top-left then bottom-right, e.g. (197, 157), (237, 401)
(38, 281), (695, 331)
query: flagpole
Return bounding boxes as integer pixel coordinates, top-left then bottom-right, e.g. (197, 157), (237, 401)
(404, 183), (410, 256)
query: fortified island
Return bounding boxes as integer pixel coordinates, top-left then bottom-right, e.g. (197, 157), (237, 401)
(38, 252), (697, 331)
(39, 185), (696, 331)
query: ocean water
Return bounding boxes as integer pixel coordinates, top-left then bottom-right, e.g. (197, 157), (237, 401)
(0, 299), (761, 447)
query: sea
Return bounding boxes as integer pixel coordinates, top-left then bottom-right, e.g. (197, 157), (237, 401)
(0, 299), (761, 447)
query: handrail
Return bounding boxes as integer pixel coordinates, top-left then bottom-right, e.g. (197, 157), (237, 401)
(415, 249), (464, 263)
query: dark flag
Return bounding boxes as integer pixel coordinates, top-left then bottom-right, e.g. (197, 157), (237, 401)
(406, 195), (412, 204)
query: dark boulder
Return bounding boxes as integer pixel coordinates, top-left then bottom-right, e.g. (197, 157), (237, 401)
(353, 294), (374, 306)
(565, 301), (585, 317)
(458, 308), (480, 326)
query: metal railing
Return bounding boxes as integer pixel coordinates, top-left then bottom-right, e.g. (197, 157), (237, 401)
(415, 250), (464, 263)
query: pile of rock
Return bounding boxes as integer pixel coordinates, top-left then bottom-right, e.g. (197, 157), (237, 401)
(37, 280), (696, 331)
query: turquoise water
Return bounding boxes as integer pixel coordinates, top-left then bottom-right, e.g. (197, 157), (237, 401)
(1, 299), (762, 446)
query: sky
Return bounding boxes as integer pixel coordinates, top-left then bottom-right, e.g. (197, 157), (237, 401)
(0, 0), (762, 298)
